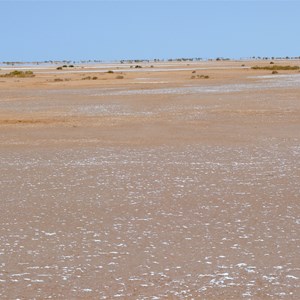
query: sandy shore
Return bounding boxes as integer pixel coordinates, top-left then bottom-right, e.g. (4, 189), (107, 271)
(0, 60), (299, 299)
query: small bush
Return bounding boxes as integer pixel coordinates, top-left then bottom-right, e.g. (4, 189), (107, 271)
(107, 70), (114, 74)
(0, 70), (35, 78)
(82, 76), (91, 80)
(116, 75), (124, 79)
(252, 65), (299, 71)
(197, 75), (210, 79)
(56, 67), (63, 70)
(270, 62), (274, 64)
(192, 70), (196, 73)
(272, 71), (278, 74)
(92, 76), (98, 80)
(241, 64), (245, 67)
(54, 78), (64, 82)
(135, 65), (142, 68)
(69, 65), (74, 68)
(62, 65), (68, 68)
(190, 76), (196, 79)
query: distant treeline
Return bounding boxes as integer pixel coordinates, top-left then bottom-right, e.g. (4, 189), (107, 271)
(2, 56), (300, 66)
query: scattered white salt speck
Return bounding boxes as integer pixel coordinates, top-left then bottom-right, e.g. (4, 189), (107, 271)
(236, 263), (247, 267)
(286, 275), (298, 280)
(263, 275), (277, 282)
(31, 279), (44, 283)
(83, 288), (92, 292)
(11, 273), (30, 277)
(44, 232), (56, 236)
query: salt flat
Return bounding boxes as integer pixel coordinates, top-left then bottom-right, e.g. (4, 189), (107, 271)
(0, 60), (299, 299)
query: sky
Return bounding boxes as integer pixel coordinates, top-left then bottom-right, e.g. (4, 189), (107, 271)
(1, 0), (300, 62)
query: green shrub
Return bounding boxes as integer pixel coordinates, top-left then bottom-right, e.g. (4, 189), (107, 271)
(252, 65), (299, 70)
(197, 75), (210, 79)
(0, 70), (35, 78)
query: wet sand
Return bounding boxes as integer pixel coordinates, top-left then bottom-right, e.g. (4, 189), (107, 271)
(0, 60), (300, 299)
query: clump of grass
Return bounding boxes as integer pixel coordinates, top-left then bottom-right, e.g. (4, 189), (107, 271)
(272, 70), (278, 74)
(191, 74), (209, 79)
(270, 61), (274, 64)
(192, 70), (196, 73)
(54, 78), (64, 82)
(252, 65), (299, 70)
(135, 65), (142, 68)
(0, 70), (35, 78)
(82, 76), (98, 80)
(116, 75), (124, 79)
(107, 70), (114, 74)
(56, 67), (63, 70)
(198, 75), (209, 79)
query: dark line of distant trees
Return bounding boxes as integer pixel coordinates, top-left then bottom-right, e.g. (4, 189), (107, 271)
(2, 56), (300, 66)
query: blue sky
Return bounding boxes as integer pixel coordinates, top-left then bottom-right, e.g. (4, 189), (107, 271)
(1, 1), (300, 61)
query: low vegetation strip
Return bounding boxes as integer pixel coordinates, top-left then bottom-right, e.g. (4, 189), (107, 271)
(0, 70), (35, 78)
(252, 65), (300, 71)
